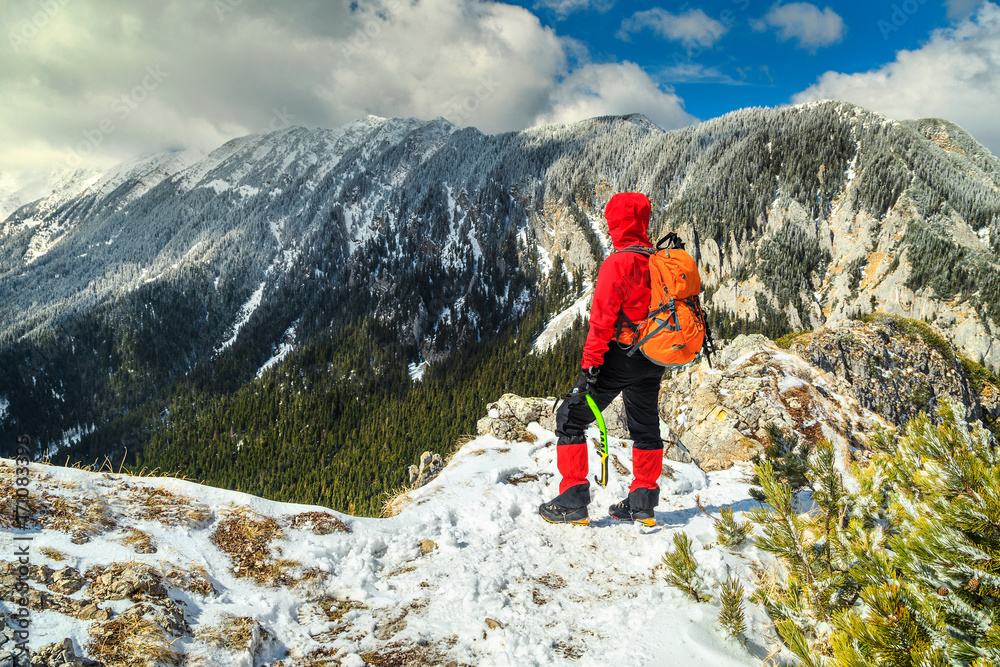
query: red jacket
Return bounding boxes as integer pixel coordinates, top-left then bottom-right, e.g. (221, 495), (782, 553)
(581, 193), (653, 368)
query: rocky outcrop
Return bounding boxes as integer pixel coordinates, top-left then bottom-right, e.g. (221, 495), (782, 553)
(29, 639), (99, 667)
(0, 561), (110, 622)
(476, 392), (644, 442)
(477, 394), (556, 439)
(408, 452), (445, 489)
(659, 335), (888, 471)
(88, 563), (168, 601)
(788, 317), (988, 428)
(0, 627), (29, 667)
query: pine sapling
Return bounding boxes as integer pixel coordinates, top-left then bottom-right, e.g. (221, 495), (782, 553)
(696, 497), (753, 547)
(663, 532), (712, 603)
(808, 439), (853, 599)
(750, 423), (811, 503)
(716, 507), (753, 548)
(718, 576), (747, 642)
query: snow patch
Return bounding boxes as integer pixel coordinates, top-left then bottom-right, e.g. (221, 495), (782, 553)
(216, 281), (266, 354)
(408, 361), (430, 382)
(532, 288), (593, 354)
(256, 326), (297, 378)
(0, 396), (8, 422)
(778, 375), (808, 392)
(204, 179), (231, 194)
(5, 416), (769, 666)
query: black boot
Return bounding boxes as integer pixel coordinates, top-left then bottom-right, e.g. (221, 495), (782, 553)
(539, 500), (589, 526)
(608, 497), (655, 527)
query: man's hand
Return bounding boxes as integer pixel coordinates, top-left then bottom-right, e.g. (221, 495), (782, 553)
(583, 365), (600, 388)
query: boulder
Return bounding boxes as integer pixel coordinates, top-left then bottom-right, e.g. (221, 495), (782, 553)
(408, 452), (444, 489)
(89, 563), (167, 601)
(476, 392), (635, 441)
(659, 334), (887, 471)
(477, 394), (556, 440)
(29, 638), (99, 667)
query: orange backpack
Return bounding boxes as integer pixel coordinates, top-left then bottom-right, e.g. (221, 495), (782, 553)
(618, 233), (715, 368)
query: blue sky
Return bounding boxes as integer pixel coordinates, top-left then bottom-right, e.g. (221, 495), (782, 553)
(0, 0), (997, 179)
(519, 0), (974, 122)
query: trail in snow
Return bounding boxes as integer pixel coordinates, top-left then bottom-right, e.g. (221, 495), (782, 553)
(1, 422), (772, 666)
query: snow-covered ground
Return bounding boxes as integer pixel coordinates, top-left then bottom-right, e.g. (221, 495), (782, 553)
(1, 422), (775, 666)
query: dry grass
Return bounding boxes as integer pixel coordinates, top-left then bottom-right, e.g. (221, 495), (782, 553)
(87, 613), (182, 666)
(39, 546), (67, 562)
(535, 573), (567, 589)
(287, 511), (350, 534)
(210, 509), (297, 585)
(37, 492), (116, 538)
(195, 614), (265, 652)
(360, 643), (471, 667)
(611, 454), (630, 476)
(0, 462), (13, 497)
(162, 565), (216, 597)
(380, 486), (413, 518)
(316, 597), (365, 624)
(126, 485), (214, 527)
(122, 528), (157, 554)
(505, 472), (540, 485)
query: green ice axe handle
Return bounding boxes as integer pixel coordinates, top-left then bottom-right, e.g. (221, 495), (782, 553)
(585, 393), (609, 488)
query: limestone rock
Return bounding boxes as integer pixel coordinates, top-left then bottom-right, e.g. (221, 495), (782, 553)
(660, 334), (887, 471)
(89, 563), (167, 601)
(48, 567), (85, 595)
(477, 394), (556, 440)
(408, 452), (444, 489)
(29, 638), (98, 667)
(0, 627), (30, 667)
(981, 380), (999, 419)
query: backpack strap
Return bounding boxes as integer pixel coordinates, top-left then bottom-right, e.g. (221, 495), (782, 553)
(614, 308), (640, 345)
(655, 232), (685, 250)
(616, 244), (655, 256)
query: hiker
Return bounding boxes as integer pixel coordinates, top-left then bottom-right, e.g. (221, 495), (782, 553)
(539, 192), (665, 527)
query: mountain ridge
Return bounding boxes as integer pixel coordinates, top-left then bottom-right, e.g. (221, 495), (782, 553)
(1, 99), (998, 489)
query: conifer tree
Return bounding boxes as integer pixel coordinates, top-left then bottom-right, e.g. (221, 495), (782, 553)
(662, 532), (712, 603)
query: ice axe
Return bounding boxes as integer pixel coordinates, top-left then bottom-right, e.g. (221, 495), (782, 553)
(553, 388), (610, 488)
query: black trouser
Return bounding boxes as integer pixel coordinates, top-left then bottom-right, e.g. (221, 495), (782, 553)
(554, 343), (665, 508)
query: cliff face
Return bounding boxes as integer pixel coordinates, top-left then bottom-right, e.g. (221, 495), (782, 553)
(788, 316), (991, 428)
(655, 317), (998, 473)
(658, 334), (889, 472)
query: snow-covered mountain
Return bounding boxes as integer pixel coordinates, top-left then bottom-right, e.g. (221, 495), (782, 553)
(1, 101), (998, 462)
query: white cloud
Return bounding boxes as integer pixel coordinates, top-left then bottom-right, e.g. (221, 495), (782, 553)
(751, 2), (845, 50)
(0, 0), (576, 176)
(792, 2), (1000, 155)
(618, 8), (728, 50)
(534, 0), (615, 16)
(534, 61), (698, 130)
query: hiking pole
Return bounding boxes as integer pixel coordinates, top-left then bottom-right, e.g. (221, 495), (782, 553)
(553, 388), (610, 488)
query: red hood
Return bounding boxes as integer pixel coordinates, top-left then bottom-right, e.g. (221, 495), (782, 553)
(604, 192), (652, 250)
